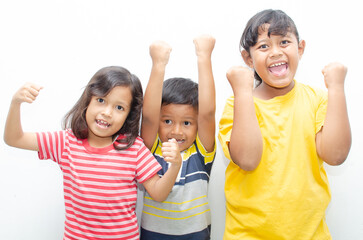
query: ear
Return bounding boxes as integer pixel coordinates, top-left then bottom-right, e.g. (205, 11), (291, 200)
(241, 50), (254, 68)
(298, 40), (306, 60)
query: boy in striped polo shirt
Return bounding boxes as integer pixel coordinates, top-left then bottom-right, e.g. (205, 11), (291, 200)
(140, 35), (216, 240)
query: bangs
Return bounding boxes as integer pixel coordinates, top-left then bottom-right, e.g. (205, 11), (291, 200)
(89, 68), (133, 97)
(264, 17), (297, 39)
(241, 9), (299, 51)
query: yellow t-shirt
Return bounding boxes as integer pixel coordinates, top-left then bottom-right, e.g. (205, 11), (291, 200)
(218, 81), (332, 240)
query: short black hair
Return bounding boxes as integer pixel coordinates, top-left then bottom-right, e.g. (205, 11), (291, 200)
(162, 77), (198, 109)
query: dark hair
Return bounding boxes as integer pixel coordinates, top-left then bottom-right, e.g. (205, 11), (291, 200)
(240, 9), (300, 85)
(62, 66), (143, 150)
(162, 77), (198, 109)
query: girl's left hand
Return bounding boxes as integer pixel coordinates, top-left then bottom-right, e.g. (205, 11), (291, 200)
(161, 138), (182, 168)
(322, 62), (347, 89)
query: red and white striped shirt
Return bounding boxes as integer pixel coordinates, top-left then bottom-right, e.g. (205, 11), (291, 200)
(36, 130), (161, 240)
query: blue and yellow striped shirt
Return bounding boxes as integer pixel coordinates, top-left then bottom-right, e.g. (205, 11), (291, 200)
(141, 134), (216, 239)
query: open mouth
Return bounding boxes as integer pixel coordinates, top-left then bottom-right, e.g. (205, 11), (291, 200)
(169, 138), (185, 144)
(268, 62), (288, 77)
(96, 119), (110, 128)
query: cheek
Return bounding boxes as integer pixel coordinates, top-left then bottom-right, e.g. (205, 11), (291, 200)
(254, 57), (266, 69)
(158, 126), (168, 140)
(85, 109), (92, 123)
(113, 112), (129, 126)
(187, 126), (198, 139)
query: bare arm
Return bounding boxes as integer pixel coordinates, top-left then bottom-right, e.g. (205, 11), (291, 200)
(316, 62), (351, 165)
(142, 139), (182, 202)
(4, 83), (43, 151)
(193, 35), (216, 152)
(141, 41), (172, 149)
(227, 66), (263, 171)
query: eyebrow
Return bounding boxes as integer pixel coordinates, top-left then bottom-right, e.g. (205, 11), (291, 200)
(255, 37), (270, 45)
(160, 114), (197, 120)
(257, 33), (294, 42)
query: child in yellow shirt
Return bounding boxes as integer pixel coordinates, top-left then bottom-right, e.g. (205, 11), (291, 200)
(219, 9), (351, 240)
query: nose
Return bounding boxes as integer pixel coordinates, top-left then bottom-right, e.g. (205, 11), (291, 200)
(269, 45), (283, 58)
(171, 123), (182, 136)
(102, 105), (113, 117)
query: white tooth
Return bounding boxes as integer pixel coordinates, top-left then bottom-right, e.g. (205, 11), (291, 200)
(97, 120), (109, 126)
(271, 62), (285, 67)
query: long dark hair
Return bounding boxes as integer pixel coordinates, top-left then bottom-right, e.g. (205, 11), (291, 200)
(62, 66), (143, 150)
(240, 9), (300, 86)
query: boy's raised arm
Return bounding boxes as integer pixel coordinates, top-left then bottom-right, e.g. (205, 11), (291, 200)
(141, 41), (172, 149)
(316, 62), (351, 165)
(4, 83), (42, 151)
(193, 35), (216, 152)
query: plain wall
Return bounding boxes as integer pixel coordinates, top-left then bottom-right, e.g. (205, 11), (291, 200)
(1, 0), (362, 239)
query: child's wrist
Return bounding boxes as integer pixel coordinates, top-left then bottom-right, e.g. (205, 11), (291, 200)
(327, 86), (345, 97)
(326, 83), (345, 92)
(152, 62), (167, 71)
(168, 161), (182, 169)
(232, 87), (254, 97)
(197, 54), (212, 61)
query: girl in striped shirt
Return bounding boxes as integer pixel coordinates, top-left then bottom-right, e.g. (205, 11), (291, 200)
(4, 66), (182, 240)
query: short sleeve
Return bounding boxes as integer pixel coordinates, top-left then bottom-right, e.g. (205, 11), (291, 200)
(218, 96), (234, 161)
(150, 135), (160, 154)
(135, 141), (162, 183)
(195, 134), (216, 165)
(315, 90), (328, 134)
(36, 130), (66, 164)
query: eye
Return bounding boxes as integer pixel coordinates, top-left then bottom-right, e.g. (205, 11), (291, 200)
(281, 40), (290, 46)
(164, 119), (172, 125)
(97, 98), (105, 103)
(258, 44), (268, 50)
(184, 121), (191, 126)
(116, 105), (124, 111)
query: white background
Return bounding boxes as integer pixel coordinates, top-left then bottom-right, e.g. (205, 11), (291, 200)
(0, 0), (362, 239)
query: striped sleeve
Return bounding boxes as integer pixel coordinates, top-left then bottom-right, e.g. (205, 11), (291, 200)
(150, 135), (160, 154)
(36, 130), (65, 164)
(195, 134), (216, 165)
(135, 139), (162, 183)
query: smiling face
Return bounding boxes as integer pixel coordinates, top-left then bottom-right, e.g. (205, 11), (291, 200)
(242, 25), (305, 98)
(86, 86), (132, 148)
(158, 104), (198, 152)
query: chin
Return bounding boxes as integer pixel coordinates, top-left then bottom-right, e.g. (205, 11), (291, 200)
(272, 77), (294, 88)
(178, 144), (187, 152)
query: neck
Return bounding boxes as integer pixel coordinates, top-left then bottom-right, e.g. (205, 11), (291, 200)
(253, 80), (295, 100)
(87, 136), (113, 148)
